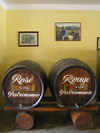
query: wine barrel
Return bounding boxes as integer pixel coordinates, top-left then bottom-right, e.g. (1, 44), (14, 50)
(48, 58), (97, 109)
(2, 60), (47, 110)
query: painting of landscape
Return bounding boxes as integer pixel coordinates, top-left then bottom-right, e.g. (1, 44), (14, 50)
(18, 32), (39, 47)
(56, 22), (81, 41)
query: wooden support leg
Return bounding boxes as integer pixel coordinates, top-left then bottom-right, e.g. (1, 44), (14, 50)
(70, 111), (93, 130)
(15, 111), (34, 130)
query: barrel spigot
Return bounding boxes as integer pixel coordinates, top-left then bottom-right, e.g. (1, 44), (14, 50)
(75, 103), (79, 109)
(19, 102), (22, 108)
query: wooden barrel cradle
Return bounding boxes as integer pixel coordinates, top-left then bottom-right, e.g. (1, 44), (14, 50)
(48, 58), (97, 109)
(70, 111), (93, 130)
(15, 111), (34, 130)
(2, 60), (47, 110)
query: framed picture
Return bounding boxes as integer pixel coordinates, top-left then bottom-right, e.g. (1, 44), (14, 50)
(18, 31), (39, 47)
(97, 37), (100, 50)
(56, 22), (81, 41)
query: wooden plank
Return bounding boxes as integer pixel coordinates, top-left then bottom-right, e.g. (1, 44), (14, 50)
(3, 104), (99, 112)
(3, 97), (99, 112)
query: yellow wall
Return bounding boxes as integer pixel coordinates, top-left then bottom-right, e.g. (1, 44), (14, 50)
(1, 9), (100, 108)
(6, 10), (99, 95)
(0, 6), (6, 109)
(6, 10), (99, 72)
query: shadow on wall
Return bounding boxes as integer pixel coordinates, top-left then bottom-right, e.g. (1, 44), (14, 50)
(0, 61), (6, 110)
(41, 49), (97, 76)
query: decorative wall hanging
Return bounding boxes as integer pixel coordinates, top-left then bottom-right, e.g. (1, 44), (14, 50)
(97, 37), (100, 50)
(18, 31), (39, 47)
(56, 22), (81, 41)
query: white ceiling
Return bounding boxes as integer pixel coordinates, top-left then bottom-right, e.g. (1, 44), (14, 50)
(2, 0), (100, 5)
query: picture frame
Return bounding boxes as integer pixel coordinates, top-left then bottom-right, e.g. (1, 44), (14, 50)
(18, 31), (39, 47)
(97, 37), (100, 50)
(56, 22), (81, 41)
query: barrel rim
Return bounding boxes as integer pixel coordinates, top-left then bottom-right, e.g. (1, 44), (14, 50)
(2, 67), (44, 110)
(53, 65), (97, 109)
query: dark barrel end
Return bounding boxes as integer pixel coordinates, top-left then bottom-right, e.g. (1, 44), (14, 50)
(48, 58), (97, 109)
(2, 60), (47, 110)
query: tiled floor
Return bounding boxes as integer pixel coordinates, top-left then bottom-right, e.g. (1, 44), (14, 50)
(0, 110), (100, 133)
